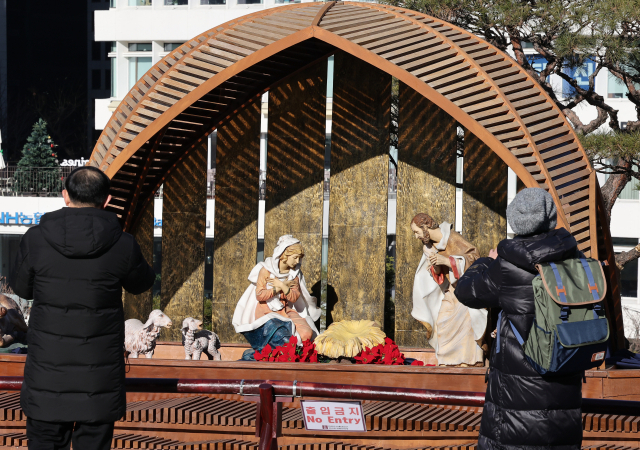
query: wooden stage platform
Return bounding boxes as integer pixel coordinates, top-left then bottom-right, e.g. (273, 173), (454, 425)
(2, 343), (640, 449)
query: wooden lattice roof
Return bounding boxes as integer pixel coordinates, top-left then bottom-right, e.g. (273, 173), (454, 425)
(89, 1), (600, 259)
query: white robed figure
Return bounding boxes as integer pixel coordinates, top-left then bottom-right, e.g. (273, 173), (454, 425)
(233, 235), (321, 352)
(410, 216), (487, 366)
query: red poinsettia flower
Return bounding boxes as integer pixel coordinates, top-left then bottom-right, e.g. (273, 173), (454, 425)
(411, 360), (424, 366)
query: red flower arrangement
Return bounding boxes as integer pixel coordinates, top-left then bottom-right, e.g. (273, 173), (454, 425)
(254, 336), (431, 366)
(254, 336), (318, 363)
(354, 337), (405, 365)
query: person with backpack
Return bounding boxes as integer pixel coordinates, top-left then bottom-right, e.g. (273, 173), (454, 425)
(455, 188), (595, 450)
(9, 166), (155, 449)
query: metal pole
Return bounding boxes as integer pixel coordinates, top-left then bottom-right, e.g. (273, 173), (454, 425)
(258, 383), (275, 450)
(2, 377), (640, 415)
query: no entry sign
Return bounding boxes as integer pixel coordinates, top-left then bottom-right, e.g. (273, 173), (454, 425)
(300, 400), (367, 432)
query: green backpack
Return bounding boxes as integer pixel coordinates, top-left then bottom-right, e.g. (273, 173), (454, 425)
(497, 258), (609, 375)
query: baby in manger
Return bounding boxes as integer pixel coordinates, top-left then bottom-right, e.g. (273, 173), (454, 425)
(232, 235), (321, 359)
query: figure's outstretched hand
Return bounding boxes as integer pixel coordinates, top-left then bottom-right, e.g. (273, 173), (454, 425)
(488, 249), (498, 259)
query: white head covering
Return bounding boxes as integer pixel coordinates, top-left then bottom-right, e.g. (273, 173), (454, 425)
(272, 235), (300, 261)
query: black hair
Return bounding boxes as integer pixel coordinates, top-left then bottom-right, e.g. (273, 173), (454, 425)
(64, 166), (111, 207)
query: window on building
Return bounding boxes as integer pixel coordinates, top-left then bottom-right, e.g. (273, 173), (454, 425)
(237, 0), (262, 4)
(128, 57), (152, 89)
(275, 0), (300, 3)
(608, 73), (628, 99)
(164, 0), (188, 4)
(526, 54), (550, 82)
(201, 0), (226, 3)
(563, 58), (596, 97)
(0, 235), (22, 281)
(619, 255), (639, 298)
(129, 0), (152, 5)
(111, 58), (117, 97)
(521, 41), (534, 49)
(92, 41), (102, 61)
(128, 43), (152, 52)
(614, 238), (639, 246)
(110, 0), (116, 7)
(163, 43), (183, 52)
(105, 68), (111, 92)
(92, 70), (101, 90)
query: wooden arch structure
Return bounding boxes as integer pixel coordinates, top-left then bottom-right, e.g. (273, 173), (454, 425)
(88, 1), (623, 347)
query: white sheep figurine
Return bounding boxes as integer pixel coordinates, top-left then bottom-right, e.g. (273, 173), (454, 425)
(181, 317), (221, 361)
(124, 310), (173, 358)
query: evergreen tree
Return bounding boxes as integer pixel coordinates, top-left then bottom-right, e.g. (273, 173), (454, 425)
(13, 119), (62, 195)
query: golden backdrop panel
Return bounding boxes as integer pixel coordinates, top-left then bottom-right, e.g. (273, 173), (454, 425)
(160, 141), (208, 342)
(213, 102), (261, 343)
(327, 50), (391, 327)
(264, 59), (328, 304)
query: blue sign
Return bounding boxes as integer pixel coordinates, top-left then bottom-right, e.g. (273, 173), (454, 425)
(0, 212), (45, 225)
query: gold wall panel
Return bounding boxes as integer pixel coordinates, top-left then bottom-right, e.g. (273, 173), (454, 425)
(123, 199), (155, 321)
(264, 60), (327, 301)
(462, 130), (508, 257)
(213, 102), (261, 343)
(327, 51), (390, 327)
(394, 83), (457, 348)
(160, 141), (208, 341)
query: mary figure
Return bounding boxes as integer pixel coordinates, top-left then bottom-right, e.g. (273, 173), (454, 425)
(232, 235), (321, 360)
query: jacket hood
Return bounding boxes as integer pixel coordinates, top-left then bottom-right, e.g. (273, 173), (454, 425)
(497, 228), (578, 273)
(39, 207), (123, 258)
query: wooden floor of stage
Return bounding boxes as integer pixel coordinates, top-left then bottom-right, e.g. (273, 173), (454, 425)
(3, 343), (640, 449)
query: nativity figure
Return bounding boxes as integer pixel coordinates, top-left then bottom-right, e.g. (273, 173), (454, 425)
(232, 235), (321, 360)
(410, 213), (487, 366)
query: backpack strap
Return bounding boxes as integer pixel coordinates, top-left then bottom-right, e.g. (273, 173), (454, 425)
(579, 258), (602, 319)
(549, 262), (570, 322)
(496, 311), (525, 354)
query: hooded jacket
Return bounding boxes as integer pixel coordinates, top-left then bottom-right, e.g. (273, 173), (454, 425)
(9, 207), (154, 423)
(454, 228), (583, 450)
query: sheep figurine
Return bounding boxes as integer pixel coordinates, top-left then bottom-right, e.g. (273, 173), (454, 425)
(181, 317), (221, 361)
(124, 310), (173, 358)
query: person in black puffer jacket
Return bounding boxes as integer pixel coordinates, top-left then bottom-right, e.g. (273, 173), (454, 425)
(455, 188), (583, 450)
(10, 167), (155, 450)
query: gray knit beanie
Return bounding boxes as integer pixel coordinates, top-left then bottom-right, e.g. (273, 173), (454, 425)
(507, 188), (557, 236)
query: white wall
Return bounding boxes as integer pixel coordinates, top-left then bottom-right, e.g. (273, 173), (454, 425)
(0, 197), (66, 235)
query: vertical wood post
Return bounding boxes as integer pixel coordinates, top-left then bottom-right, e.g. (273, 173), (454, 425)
(123, 198), (154, 321)
(159, 141), (208, 341)
(327, 51), (391, 327)
(395, 83), (457, 348)
(264, 60), (327, 303)
(213, 102), (261, 343)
